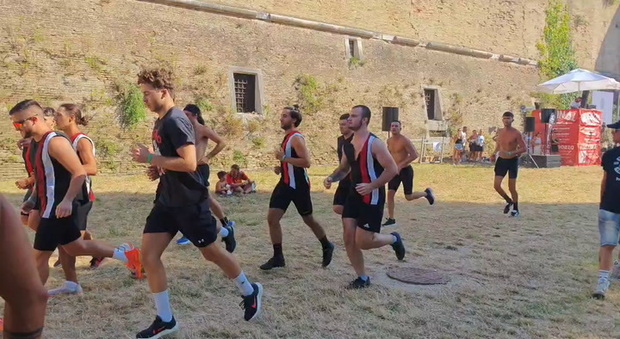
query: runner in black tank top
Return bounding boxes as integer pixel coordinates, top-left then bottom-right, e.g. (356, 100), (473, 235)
(15, 133), (38, 226)
(324, 105), (406, 289)
(332, 113), (354, 215)
(9, 99), (142, 298)
(260, 105), (334, 270)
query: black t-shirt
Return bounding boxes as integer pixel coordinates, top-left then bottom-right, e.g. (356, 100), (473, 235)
(152, 107), (207, 207)
(601, 147), (620, 213)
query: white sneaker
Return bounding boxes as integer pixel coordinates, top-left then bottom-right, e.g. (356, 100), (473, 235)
(48, 281), (83, 296)
(592, 278), (610, 300)
(610, 261), (620, 281)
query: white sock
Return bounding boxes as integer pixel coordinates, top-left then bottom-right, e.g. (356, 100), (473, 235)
(234, 272), (254, 296)
(219, 227), (229, 238)
(599, 270), (610, 281)
(392, 235), (398, 244)
(153, 290), (173, 322)
(112, 248), (128, 264)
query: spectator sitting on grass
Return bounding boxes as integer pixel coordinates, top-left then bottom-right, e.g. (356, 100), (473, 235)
(227, 164), (256, 194)
(215, 171), (231, 196)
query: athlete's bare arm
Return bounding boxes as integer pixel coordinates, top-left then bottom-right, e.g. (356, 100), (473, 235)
(514, 131), (527, 155)
(399, 138), (418, 168)
(133, 144), (197, 173)
(324, 153), (351, 188)
(279, 136), (311, 168)
(15, 176), (33, 190)
(76, 138), (97, 176)
(48, 137), (87, 218)
(198, 124), (226, 163)
(0, 194), (46, 338)
(492, 129), (502, 155)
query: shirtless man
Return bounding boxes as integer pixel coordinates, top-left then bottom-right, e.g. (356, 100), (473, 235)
(383, 121), (434, 227)
(492, 112), (527, 217)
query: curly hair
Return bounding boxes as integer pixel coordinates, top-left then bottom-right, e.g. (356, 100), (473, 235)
(137, 68), (175, 93)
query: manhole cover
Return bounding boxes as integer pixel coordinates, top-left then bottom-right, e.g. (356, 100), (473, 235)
(387, 267), (450, 285)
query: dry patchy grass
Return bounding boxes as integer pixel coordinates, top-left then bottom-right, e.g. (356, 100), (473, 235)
(0, 164), (617, 338)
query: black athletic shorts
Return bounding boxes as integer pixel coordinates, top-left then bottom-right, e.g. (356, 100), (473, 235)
(269, 181), (313, 216)
(333, 179), (351, 206)
(342, 193), (384, 233)
(387, 165), (414, 195)
(75, 200), (93, 231)
(144, 200), (218, 248)
(34, 204), (82, 251)
(494, 157), (519, 179)
(198, 164), (210, 187)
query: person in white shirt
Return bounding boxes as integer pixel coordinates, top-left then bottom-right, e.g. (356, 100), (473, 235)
(570, 97), (582, 109)
(532, 132), (542, 155)
(475, 131), (485, 161)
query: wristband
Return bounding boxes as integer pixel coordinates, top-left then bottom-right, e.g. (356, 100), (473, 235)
(147, 153), (154, 164)
(281, 154), (287, 161)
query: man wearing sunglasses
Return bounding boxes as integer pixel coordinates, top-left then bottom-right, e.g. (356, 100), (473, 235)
(593, 120), (620, 299)
(8, 100), (143, 289)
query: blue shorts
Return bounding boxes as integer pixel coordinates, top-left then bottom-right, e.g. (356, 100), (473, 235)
(599, 209), (620, 246)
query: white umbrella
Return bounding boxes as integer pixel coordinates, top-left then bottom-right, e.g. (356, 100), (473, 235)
(536, 68), (620, 94)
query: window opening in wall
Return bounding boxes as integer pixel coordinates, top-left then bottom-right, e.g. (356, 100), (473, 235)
(424, 88), (442, 121)
(346, 37), (362, 60)
(233, 73), (256, 113)
(349, 39), (357, 58)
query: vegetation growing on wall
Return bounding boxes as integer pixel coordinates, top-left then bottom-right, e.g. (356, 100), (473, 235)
(115, 83), (148, 129)
(536, 0), (579, 108)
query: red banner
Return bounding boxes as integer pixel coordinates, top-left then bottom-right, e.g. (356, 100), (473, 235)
(530, 109), (602, 166)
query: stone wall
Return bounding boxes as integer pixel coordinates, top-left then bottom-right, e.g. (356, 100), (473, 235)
(0, 0), (594, 169)
(204, 0), (619, 70)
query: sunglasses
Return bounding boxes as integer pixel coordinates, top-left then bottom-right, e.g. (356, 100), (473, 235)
(12, 116), (35, 130)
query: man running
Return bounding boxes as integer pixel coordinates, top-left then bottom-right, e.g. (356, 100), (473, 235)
(383, 121), (435, 227)
(0, 194), (48, 339)
(174, 104), (236, 251)
(131, 68), (262, 338)
(15, 129), (38, 230)
(592, 120), (620, 299)
(46, 103), (105, 295)
(15, 107), (55, 233)
(333, 113), (353, 215)
(324, 105), (406, 289)
(8, 99), (143, 290)
(260, 105), (334, 270)
(492, 111), (526, 217)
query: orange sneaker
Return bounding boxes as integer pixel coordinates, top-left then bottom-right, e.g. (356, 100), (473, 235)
(124, 245), (144, 280)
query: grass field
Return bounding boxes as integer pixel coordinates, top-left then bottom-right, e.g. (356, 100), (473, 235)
(0, 163), (618, 339)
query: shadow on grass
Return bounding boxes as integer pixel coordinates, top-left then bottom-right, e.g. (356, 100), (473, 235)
(1, 189), (611, 339)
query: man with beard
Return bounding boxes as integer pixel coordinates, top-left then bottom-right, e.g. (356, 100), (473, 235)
(324, 105), (406, 289)
(260, 105), (334, 270)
